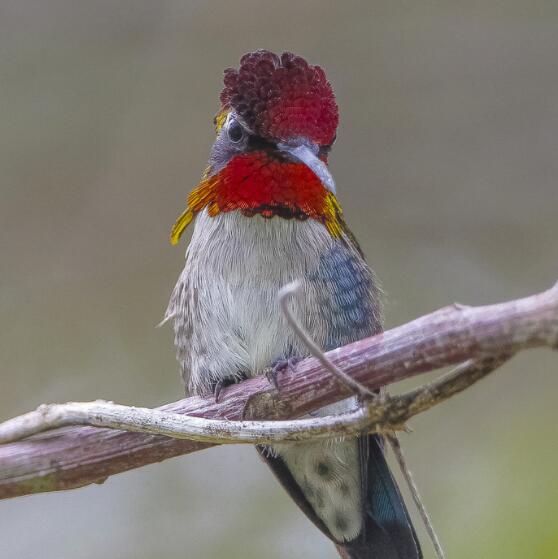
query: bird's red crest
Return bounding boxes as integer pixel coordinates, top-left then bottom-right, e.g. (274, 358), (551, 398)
(220, 50), (338, 146)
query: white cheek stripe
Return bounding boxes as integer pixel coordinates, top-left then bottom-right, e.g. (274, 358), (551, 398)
(278, 143), (337, 194)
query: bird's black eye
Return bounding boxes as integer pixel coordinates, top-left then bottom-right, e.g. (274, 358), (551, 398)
(227, 119), (245, 143)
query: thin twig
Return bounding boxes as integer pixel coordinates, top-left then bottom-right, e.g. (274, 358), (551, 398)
(0, 354), (510, 446)
(387, 433), (446, 559)
(278, 281), (375, 398)
(0, 401), (370, 445)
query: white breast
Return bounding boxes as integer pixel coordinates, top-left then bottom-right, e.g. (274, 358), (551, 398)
(166, 209), (337, 394)
(166, 209), (365, 542)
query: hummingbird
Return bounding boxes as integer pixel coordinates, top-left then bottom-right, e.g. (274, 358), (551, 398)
(165, 50), (422, 559)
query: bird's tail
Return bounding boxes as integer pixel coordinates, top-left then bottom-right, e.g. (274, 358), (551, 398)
(260, 435), (421, 558)
(333, 435), (422, 559)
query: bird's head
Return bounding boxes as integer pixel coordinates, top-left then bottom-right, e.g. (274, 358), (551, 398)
(171, 50), (343, 244)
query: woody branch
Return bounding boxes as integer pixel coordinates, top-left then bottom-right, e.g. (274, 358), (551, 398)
(0, 280), (557, 501)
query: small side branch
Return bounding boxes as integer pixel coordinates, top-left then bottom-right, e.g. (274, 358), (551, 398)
(0, 281), (556, 500)
(0, 356), (508, 447)
(387, 433), (447, 559)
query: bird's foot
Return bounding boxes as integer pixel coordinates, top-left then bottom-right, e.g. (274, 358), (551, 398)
(212, 373), (247, 404)
(265, 357), (302, 392)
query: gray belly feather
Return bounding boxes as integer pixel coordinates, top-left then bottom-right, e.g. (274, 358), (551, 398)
(166, 209), (382, 542)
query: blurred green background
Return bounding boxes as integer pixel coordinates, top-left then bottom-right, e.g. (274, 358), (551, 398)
(1, 2), (558, 558)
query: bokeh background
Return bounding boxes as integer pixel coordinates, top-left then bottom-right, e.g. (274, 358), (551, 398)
(2, 2), (558, 558)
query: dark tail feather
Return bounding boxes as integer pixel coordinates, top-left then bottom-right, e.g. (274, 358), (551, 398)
(337, 435), (422, 559)
(258, 435), (421, 559)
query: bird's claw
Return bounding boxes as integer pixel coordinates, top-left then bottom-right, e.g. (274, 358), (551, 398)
(265, 357), (302, 392)
(213, 380), (226, 403)
(212, 373), (247, 404)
